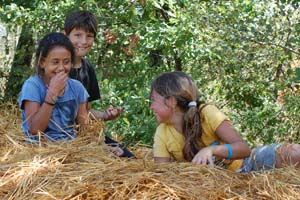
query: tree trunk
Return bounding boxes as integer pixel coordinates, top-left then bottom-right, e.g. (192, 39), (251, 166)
(4, 23), (34, 102)
(174, 49), (182, 71)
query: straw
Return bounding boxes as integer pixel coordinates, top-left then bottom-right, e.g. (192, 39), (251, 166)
(0, 103), (300, 200)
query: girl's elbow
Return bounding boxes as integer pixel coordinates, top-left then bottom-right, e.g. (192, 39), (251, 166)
(246, 147), (251, 156)
(29, 128), (38, 135)
(238, 141), (251, 157)
(244, 144), (251, 156)
(29, 125), (44, 135)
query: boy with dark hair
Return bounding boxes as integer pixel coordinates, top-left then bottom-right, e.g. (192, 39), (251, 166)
(64, 10), (134, 158)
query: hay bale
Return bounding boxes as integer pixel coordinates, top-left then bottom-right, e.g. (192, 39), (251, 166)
(0, 103), (300, 200)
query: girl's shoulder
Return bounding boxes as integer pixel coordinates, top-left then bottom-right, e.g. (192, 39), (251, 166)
(22, 75), (45, 90)
(24, 75), (42, 83)
(199, 103), (219, 113)
(68, 77), (81, 84)
(155, 124), (173, 143)
(67, 78), (86, 90)
(156, 123), (180, 136)
(199, 103), (229, 121)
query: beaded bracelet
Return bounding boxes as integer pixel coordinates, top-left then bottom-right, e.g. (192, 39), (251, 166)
(44, 100), (55, 106)
(47, 89), (58, 103)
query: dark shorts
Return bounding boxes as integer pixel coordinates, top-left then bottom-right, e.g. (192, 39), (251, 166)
(237, 143), (281, 173)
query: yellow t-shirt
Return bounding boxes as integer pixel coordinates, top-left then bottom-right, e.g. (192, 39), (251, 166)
(153, 104), (243, 171)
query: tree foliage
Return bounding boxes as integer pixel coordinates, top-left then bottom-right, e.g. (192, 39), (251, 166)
(1, 0), (300, 146)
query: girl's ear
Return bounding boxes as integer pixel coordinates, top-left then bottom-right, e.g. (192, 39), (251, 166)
(39, 58), (45, 69)
(167, 96), (177, 109)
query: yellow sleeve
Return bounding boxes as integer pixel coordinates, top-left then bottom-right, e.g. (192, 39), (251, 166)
(201, 104), (229, 132)
(153, 125), (171, 158)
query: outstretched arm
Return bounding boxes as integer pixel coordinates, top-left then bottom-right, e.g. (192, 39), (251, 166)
(90, 106), (124, 121)
(214, 120), (251, 159)
(192, 120), (251, 165)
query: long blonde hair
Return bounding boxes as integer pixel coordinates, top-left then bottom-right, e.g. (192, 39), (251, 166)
(150, 71), (205, 161)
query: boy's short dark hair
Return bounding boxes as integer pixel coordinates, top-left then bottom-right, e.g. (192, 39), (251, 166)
(64, 10), (98, 37)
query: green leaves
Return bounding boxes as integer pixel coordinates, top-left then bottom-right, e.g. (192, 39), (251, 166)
(1, 0), (300, 145)
(294, 68), (300, 83)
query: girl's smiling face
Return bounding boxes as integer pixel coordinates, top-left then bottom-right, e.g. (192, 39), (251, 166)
(150, 90), (173, 124)
(40, 46), (72, 80)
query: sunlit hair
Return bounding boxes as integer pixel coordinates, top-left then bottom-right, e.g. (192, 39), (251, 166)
(64, 10), (98, 37)
(35, 32), (75, 76)
(150, 71), (205, 161)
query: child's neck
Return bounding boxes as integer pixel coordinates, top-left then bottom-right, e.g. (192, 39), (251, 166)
(41, 76), (50, 86)
(73, 57), (83, 68)
(170, 111), (184, 134)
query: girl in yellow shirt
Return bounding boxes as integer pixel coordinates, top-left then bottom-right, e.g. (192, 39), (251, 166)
(150, 71), (300, 172)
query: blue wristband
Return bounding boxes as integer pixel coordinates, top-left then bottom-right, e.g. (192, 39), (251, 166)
(224, 144), (233, 160)
(210, 141), (220, 146)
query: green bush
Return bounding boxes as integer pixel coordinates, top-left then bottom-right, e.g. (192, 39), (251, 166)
(1, 0), (300, 146)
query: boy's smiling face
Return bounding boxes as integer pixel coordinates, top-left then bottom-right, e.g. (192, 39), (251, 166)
(68, 28), (95, 58)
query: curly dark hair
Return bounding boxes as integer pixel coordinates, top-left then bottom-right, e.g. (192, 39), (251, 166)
(35, 32), (75, 76)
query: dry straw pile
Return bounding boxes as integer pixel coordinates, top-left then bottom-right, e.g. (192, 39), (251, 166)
(0, 103), (300, 200)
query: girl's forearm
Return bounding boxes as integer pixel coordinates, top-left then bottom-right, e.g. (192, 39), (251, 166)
(90, 109), (107, 121)
(27, 103), (54, 134)
(212, 141), (251, 159)
(27, 90), (59, 134)
(76, 102), (89, 128)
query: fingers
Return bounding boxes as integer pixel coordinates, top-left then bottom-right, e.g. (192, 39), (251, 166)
(105, 107), (124, 120)
(192, 157), (214, 166)
(112, 147), (124, 157)
(107, 107), (124, 113)
(192, 156), (210, 165)
(48, 71), (68, 95)
(207, 157), (214, 167)
(192, 148), (214, 166)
